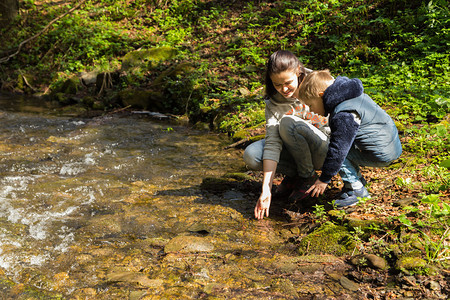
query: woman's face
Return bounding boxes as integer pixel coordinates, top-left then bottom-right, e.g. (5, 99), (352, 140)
(270, 69), (300, 99)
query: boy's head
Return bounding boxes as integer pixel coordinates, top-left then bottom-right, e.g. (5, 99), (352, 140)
(299, 69), (334, 102)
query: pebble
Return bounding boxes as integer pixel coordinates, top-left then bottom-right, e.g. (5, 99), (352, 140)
(339, 276), (360, 291)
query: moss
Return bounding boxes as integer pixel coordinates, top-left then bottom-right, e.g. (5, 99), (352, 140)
(60, 76), (81, 95)
(200, 177), (237, 192)
(153, 62), (195, 86)
(121, 47), (177, 71)
(297, 222), (357, 256)
(396, 256), (428, 274)
(223, 172), (253, 181)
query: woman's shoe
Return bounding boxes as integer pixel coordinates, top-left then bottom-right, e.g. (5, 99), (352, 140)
(274, 176), (298, 196)
(288, 175), (317, 202)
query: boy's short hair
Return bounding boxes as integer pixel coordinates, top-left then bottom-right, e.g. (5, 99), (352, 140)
(299, 69), (334, 101)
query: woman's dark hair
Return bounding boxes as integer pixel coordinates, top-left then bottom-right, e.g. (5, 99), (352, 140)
(265, 50), (305, 97)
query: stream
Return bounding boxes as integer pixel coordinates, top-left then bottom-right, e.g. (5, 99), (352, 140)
(0, 94), (356, 299)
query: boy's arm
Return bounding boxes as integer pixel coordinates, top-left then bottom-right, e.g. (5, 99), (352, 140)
(319, 111), (360, 183)
(307, 111), (359, 197)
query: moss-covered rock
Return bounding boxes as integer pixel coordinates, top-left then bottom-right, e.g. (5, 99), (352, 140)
(297, 222), (357, 256)
(396, 256), (427, 273)
(118, 89), (164, 110)
(223, 172), (253, 181)
(200, 177), (238, 192)
(121, 47), (177, 71)
(60, 76), (82, 95)
(153, 62), (195, 86)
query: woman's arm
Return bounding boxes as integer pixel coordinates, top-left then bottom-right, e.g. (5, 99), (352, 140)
(254, 159), (277, 220)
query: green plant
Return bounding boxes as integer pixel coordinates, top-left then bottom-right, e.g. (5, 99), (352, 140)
(312, 204), (327, 223)
(398, 194), (450, 264)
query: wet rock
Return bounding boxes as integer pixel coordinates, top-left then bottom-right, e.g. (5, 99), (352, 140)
(200, 177), (237, 192)
(187, 222), (210, 235)
(339, 276), (360, 291)
(58, 76), (82, 95)
(118, 88), (164, 110)
(223, 172), (254, 181)
(203, 283), (227, 294)
(78, 71), (98, 86)
(272, 254), (344, 274)
(428, 280), (441, 291)
(222, 190), (245, 202)
(271, 278), (299, 298)
(297, 223), (357, 256)
(82, 215), (122, 238)
(350, 254), (387, 270)
(164, 235), (214, 253)
(130, 291), (147, 300)
(393, 197), (417, 208)
(346, 216), (382, 231)
(106, 270), (163, 288)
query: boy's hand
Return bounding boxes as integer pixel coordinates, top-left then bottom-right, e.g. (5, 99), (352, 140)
(254, 190), (272, 220)
(306, 179), (328, 197)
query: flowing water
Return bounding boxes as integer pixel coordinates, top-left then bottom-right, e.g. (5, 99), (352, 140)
(0, 94), (354, 299)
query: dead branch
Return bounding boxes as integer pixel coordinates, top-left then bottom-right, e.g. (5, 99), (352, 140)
(224, 138), (250, 149)
(0, 0), (86, 64)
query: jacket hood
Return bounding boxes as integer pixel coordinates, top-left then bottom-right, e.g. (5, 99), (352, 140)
(323, 76), (364, 115)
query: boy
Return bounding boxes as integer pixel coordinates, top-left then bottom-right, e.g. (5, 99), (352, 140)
(299, 70), (402, 207)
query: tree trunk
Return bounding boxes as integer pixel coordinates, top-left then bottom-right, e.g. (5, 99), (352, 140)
(0, 0), (19, 26)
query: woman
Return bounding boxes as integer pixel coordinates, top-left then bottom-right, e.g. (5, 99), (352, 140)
(243, 50), (329, 220)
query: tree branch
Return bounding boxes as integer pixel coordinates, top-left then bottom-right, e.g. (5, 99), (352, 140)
(0, 0), (86, 64)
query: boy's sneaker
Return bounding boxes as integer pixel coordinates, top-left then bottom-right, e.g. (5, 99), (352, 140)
(341, 176), (367, 195)
(334, 186), (370, 208)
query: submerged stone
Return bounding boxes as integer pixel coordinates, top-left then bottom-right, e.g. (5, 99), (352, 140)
(106, 270), (163, 288)
(271, 278), (299, 298)
(164, 235), (214, 253)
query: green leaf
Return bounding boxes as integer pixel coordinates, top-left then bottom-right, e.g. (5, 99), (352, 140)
(440, 159), (450, 169)
(398, 214), (412, 227)
(421, 194), (440, 204)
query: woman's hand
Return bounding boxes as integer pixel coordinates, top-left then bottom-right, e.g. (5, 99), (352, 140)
(306, 179), (328, 197)
(254, 189), (272, 220)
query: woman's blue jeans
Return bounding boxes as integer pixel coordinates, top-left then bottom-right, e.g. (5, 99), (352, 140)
(243, 116), (329, 178)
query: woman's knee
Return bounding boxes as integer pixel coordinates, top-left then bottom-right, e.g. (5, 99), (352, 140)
(243, 140), (264, 170)
(279, 116), (312, 145)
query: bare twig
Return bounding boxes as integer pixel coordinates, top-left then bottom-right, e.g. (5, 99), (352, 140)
(0, 0), (87, 64)
(21, 74), (37, 92)
(224, 138), (250, 149)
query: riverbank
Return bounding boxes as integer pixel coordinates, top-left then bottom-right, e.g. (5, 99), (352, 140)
(0, 0), (448, 297)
